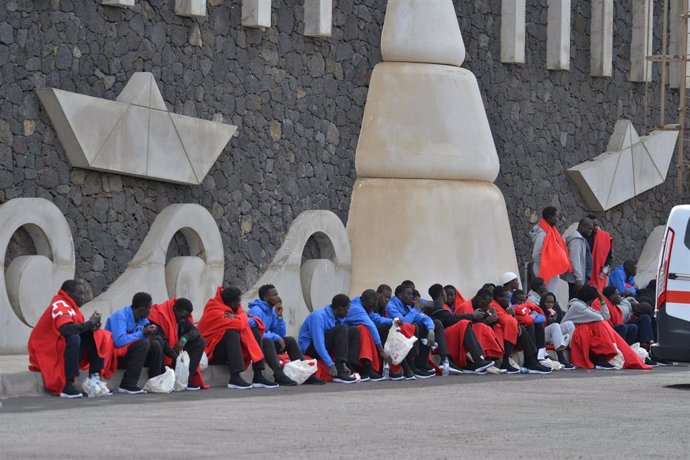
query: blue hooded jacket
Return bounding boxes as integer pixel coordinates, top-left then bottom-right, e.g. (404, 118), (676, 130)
(343, 297), (392, 345)
(247, 299), (286, 342)
(386, 296), (434, 330)
(298, 305), (342, 367)
(608, 264), (637, 296)
(105, 305), (150, 348)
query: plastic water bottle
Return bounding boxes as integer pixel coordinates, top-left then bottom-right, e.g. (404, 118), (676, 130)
(87, 376), (98, 398)
(383, 363), (390, 380)
(442, 358), (450, 376)
(519, 367), (528, 374)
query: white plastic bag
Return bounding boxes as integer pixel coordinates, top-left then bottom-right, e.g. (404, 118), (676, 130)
(630, 342), (649, 362)
(81, 376), (111, 397)
(283, 359), (318, 384)
(174, 351), (190, 391)
(199, 351), (209, 370)
(143, 366), (175, 393)
(608, 344), (624, 369)
(384, 324), (418, 365)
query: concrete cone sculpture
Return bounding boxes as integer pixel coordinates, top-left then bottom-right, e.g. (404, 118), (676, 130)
(347, 0), (520, 295)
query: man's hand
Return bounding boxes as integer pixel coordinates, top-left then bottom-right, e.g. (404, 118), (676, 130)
(377, 344), (391, 363)
(223, 312), (238, 319)
(483, 315), (498, 325)
(89, 311), (102, 324)
(507, 306), (515, 315)
(328, 365), (338, 377)
(275, 303), (284, 317)
(174, 339), (186, 353)
(342, 364), (352, 375)
(393, 318), (402, 328)
(472, 309), (486, 321)
(276, 337), (285, 352)
(143, 324), (157, 336)
(427, 329), (435, 344)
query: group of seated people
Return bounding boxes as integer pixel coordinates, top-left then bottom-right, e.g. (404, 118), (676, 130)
(28, 271), (658, 398)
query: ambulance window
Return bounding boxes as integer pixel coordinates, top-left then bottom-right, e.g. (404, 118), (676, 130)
(685, 218), (690, 250)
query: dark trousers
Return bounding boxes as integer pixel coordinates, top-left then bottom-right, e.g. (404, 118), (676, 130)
(259, 335), (302, 377)
(176, 335), (206, 384)
(504, 325), (538, 364)
(633, 314), (655, 344)
(210, 329), (266, 375)
(524, 323), (546, 349)
(304, 324), (360, 368)
(377, 323), (391, 346)
(412, 320), (449, 368)
(462, 327), (485, 363)
(613, 323), (638, 345)
(64, 331), (103, 380)
(117, 338), (164, 387)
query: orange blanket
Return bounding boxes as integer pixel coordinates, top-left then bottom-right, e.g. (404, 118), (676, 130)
(537, 218), (572, 280)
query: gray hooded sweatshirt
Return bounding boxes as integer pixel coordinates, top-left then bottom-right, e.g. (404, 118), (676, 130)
(563, 298), (608, 324)
(530, 223), (546, 277)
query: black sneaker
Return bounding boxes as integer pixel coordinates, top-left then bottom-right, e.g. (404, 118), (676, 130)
(402, 362), (416, 380)
(525, 363), (552, 374)
(332, 373), (357, 384)
(560, 362), (576, 370)
(59, 382), (83, 399)
(447, 363), (464, 375)
(595, 362), (616, 370)
(305, 375), (326, 385)
(473, 359), (495, 374)
(413, 367), (435, 379)
(501, 364), (520, 374)
(389, 371), (404, 381)
(185, 385), (201, 391)
(252, 375), (279, 389)
(645, 358), (659, 367)
(227, 375), (252, 389)
(117, 385), (146, 395)
(365, 371), (385, 382)
(275, 374), (298, 386)
(416, 365), (436, 376)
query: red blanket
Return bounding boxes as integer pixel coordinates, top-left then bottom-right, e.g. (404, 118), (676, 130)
(148, 299), (206, 388)
(490, 300), (519, 345)
(197, 287), (264, 368)
(589, 229), (613, 291)
(512, 302), (545, 327)
(592, 297), (623, 326)
(570, 321), (651, 369)
(443, 320), (471, 368)
(356, 324), (381, 373)
(28, 291), (117, 395)
(454, 299), (504, 358)
(537, 218), (571, 280)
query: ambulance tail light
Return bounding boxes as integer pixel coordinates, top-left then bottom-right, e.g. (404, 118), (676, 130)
(657, 228), (675, 310)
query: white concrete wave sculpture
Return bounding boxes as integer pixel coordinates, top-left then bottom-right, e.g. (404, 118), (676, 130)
(0, 198), (76, 353)
(636, 225), (664, 289)
(37, 72), (237, 185)
(567, 120), (678, 212)
(348, 0), (519, 296)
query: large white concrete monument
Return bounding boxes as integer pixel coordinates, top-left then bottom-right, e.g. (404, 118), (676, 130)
(347, 0), (520, 296)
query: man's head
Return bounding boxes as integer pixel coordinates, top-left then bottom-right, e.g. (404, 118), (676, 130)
(578, 217), (594, 238)
(529, 277), (547, 295)
(428, 284), (447, 304)
(401, 280), (415, 289)
(376, 284), (392, 309)
(500, 272), (520, 291)
(444, 285), (457, 306)
(623, 260), (637, 277)
(61, 279), (86, 307)
(132, 292), (153, 319)
(331, 294), (351, 319)
(258, 284), (281, 307)
(481, 282), (496, 293)
(542, 206), (558, 226)
(512, 289), (526, 304)
(602, 286), (621, 305)
(586, 214), (600, 231)
(173, 298), (193, 324)
(412, 289), (421, 302)
(575, 285), (599, 305)
(360, 289), (378, 312)
(395, 284), (414, 306)
(473, 288), (493, 310)
(221, 287), (242, 310)
(540, 292), (556, 310)
(492, 285), (510, 309)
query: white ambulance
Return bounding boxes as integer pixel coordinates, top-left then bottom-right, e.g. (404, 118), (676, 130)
(652, 205), (690, 362)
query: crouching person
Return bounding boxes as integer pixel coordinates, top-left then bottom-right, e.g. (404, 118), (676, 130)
(197, 287), (277, 390)
(105, 292), (164, 394)
(148, 298), (207, 390)
(28, 280), (116, 398)
(298, 294), (360, 383)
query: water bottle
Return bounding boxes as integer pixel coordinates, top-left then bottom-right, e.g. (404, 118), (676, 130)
(87, 376), (98, 398)
(383, 363), (390, 380)
(442, 358), (450, 376)
(518, 367), (528, 374)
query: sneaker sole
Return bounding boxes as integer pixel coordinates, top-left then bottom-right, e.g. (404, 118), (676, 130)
(414, 373), (435, 379)
(389, 376), (405, 381)
(526, 368), (552, 375)
(332, 378), (357, 384)
(252, 383), (279, 389)
(595, 365), (616, 370)
(185, 387), (201, 391)
(561, 366), (576, 371)
(359, 377), (371, 382)
(475, 362), (495, 374)
(504, 369), (521, 374)
(227, 384), (253, 390)
(117, 388), (146, 395)
(403, 376), (417, 381)
(448, 368), (464, 375)
(369, 376), (386, 382)
(59, 392), (83, 399)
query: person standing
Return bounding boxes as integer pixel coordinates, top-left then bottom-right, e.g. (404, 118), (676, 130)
(586, 215), (614, 291)
(530, 207), (571, 295)
(562, 218), (594, 299)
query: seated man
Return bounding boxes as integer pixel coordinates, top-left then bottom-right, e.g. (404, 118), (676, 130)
(500, 272), (521, 303)
(197, 287), (276, 390)
(596, 286), (638, 345)
(343, 289), (394, 381)
(507, 289), (548, 361)
(562, 286), (650, 370)
(527, 277), (547, 306)
(105, 292), (164, 394)
(447, 285), (504, 361)
(602, 287), (656, 361)
(248, 284), (324, 386)
(608, 260), (639, 297)
(376, 284), (393, 316)
(387, 284), (448, 378)
(148, 298), (207, 390)
(298, 294), (360, 383)
(28, 280), (115, 398)
(537, 292), (575, 369)
(424, 284), (494, 373)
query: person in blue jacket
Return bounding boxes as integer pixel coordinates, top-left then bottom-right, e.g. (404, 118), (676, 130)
(343, 289), (398, 381)
(104, 292), (163, 394)
(298, 294), (360, 383)
(608, 260), (638, 297)
(387, 284), (450, 379)
(248, 284), (324, 386)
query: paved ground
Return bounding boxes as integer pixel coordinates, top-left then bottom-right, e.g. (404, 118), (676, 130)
(2, 367), (690, 459)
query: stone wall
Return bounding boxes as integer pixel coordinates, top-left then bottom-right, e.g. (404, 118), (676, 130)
(0, 0), (686, 297)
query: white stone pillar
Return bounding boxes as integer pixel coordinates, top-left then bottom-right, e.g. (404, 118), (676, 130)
(546, 0), (570, 70)
(175, 0), (207, 17)
(669, 0), (690, 88)
(242, 0), (271, 28)
(304, 0), (332, 37)
(630, 0), (653, 82)
(500, 0), (525, 64)
(590, 0), (613, 77)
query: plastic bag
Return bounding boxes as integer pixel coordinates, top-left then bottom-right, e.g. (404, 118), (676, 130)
(608, 344), (624, 369)
(143, 366), (175, 393)
(384, 324), (418, 365)
(81, 376), (111, 397)
(174, 351), (190, 391)
(630, 342), (649, 362)
(199, 351), (209, 370)
(283, 359), (318, 384)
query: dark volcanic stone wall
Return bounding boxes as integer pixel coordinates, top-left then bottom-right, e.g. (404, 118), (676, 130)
(0, 0), (687, 296)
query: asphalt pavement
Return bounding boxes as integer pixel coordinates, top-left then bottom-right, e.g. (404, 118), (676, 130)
(1, 366), (689, 459)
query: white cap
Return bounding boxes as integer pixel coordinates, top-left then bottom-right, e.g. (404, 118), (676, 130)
(499, 272), (518, 286)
